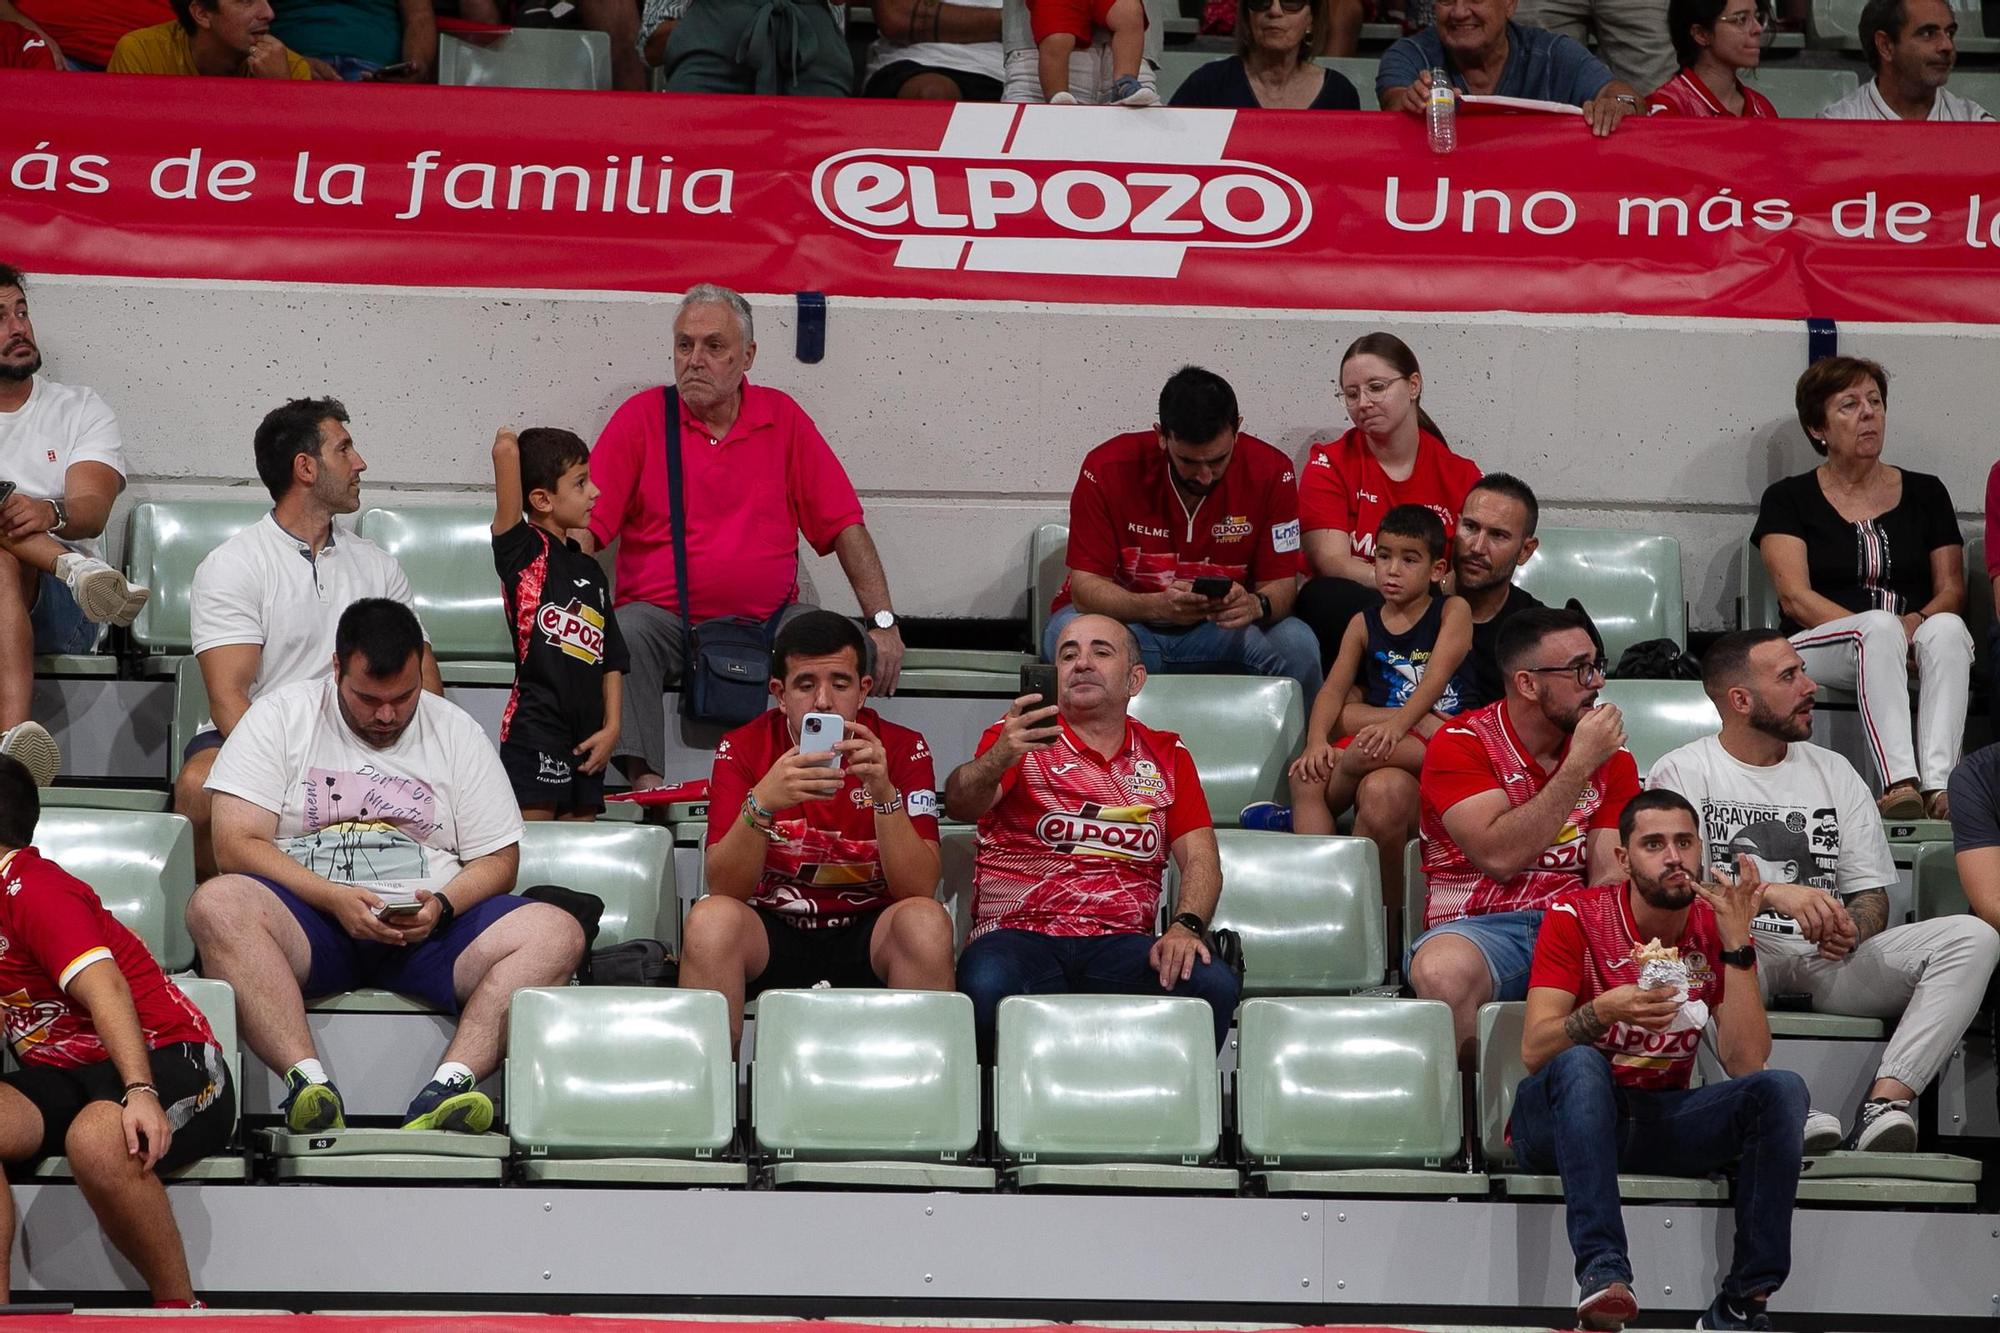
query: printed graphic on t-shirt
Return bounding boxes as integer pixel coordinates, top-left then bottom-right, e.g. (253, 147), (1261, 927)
(1035, 802), (1163, 860)
(538, 599), (608, 664)
(1, 988), (67, 1056)
(1696, 797), (1840, 892)
(279, 766), (442, 882)
(1373, 645), (1463, 714)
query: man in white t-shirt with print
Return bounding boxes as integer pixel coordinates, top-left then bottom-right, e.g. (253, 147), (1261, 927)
(1648, 629), (1999, 1154)
(186, 598), (582, 1136)
(0, 264), (152, 784)
(1818, 0), (1993, 120)
(174, 396), (442, 877)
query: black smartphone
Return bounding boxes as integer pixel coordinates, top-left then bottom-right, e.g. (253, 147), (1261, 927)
(1191, 575), (1232, 600)
(0, 481), (14, 508)
(368, 61), (418, 81)
(1019, 664), (1060, 734)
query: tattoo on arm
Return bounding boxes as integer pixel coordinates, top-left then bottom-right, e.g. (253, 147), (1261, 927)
(1563, 1001), (1608, 1046)
(1845, 888), (1890, 945)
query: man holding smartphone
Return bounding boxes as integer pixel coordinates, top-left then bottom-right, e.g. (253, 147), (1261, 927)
(1046, 365), (1320, 703)
(686, 611), (954, 1049)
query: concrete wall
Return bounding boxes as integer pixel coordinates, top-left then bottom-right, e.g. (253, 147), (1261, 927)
(27, 274), (1999, 631)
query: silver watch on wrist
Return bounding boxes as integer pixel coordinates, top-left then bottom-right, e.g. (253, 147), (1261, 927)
(45, 497), (66, 534)
(871, 609), (897, 632)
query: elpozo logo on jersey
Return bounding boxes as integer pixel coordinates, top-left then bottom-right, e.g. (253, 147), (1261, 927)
(810, 104), (1310, 279)
(538, 599), (606, 663)
(1037, 804), (1162, 860)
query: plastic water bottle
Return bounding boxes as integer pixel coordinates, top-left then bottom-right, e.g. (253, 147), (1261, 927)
(1427, 68), (1456, 154)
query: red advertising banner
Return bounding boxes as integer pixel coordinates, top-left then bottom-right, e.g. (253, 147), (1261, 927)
(4, 71), (1999, 322)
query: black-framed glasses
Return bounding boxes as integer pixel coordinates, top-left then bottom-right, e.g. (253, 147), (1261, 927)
(1525, 657), (1608, 687)
(1247, 0), (1311, 12)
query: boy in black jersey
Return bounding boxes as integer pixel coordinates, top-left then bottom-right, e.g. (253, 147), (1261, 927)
(491, 427), (629, 819)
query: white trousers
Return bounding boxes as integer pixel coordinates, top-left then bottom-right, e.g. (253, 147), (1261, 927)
(1790, 609), (1974, 793)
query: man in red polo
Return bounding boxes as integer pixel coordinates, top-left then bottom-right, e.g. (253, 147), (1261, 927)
(1047, 365), (1319, 701)
(586, 283), (906, 792)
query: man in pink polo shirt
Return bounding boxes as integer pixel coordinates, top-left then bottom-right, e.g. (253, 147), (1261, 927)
(585, 284), (905, 791)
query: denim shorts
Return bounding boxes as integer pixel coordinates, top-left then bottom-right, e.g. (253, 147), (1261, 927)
(29, 572), (100, 655)
(1405, 909), (1545, 1001)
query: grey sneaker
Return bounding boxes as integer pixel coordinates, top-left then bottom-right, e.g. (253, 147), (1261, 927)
(0, 721), (59, 787)
(1111, 74), (1159, 106)
(1802, 1107), (1843, 1154)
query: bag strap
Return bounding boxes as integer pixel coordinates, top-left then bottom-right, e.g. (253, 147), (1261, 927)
(662, 386), (694, 635)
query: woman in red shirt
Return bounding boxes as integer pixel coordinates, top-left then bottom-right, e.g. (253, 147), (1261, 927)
(1645, 0), (1777, 117)
(1295, 332), (1483, 664)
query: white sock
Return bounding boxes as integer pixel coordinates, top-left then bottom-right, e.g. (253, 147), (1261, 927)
(290, 1058), (329, 1085)
(52, 551), (85, 584)
(432, 1061), (475, 1088)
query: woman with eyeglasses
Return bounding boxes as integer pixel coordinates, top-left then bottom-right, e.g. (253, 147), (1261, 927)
(1295, 332), (1483, 666)
(1645, 0), (1777, 115)
(1167, 0), (1361, 108)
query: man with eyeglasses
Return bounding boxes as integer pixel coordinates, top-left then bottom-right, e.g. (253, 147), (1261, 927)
(1412, 605), (1638, 1064)
(1377, 0), (1643, 136)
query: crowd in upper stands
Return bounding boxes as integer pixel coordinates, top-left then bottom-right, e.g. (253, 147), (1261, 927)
(1, 0), (1994, 117)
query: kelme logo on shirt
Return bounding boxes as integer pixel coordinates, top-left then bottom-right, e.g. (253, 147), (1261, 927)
(538, 600), (607, 663)
(1037, 804), (1162, 860)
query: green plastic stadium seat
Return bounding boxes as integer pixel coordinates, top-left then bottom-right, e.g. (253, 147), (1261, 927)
(34, 809), (193, 973)
(1516, 528), (1685, 664)
(259, 1127), (510, 1180)
(1028, 523), (1069, 651)
(1745, 65), (1857, 116)
(506, 986), (746, 1186)
(1476, 1002), (1727, 1200)
(32, 653), (117, 677)
(900, 647), (1031, 676)
(438, 28), (613, 89)
(1402, 838), (1427, 960)
(994, 994), (1236, 1192)
(517, 820), (674, 950)
(1595, 680), (1720, 775)
(30, 976), (245, 1182)
(894, 667), (1019, 697)
(1765, 1011), (1887, 1039)
(752, 989), (992, 1189)
(357, 505), (513, 674)
(1152, 49), (1209, 100)
(1911, 840), (1969, 921)
(1956, 72), (2000, 115)
(170, 653), (213, 775)
(1319, 55), (1379, 97)
(41, 787), (171, 813)
(1127, 675), (1305, 819)
(1206, 832), (1385, 994)
(125, 499), (269, 662)
(1238, 997), (1486, 1195)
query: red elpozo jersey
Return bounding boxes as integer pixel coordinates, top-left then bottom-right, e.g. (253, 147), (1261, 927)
(970, 715), (1211, 941)
(0, 848), (213, 1068)
(1529, 885), (1727, 1091)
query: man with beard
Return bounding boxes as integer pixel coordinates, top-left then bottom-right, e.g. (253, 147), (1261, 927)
(1046, 365), (1319, 701)
(1819, 0), (1992, 120)
(187, 599), (583, 1135)
(1649, 629), (1999, 1153)
(1410, 606), (1639, 1061)
(0, 265), (150, 786)
(1515, 788), (1806, 1333)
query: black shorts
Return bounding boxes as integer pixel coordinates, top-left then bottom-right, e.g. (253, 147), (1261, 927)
(1, 1042), (234, 1174)
(749, 906), (889, 996)
(863, 60), (1003, 101)
(180, 728), (225, 765)
(501, 738), (606, 817)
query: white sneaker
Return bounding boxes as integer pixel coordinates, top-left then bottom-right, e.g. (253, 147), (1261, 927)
(1802, 1107), (1843, 1155)
(56, 552), (150, 627)
(1846, 1098), (1917, 1152)
(1049, 90), (1079, 104)
(0, 721), (60, 787)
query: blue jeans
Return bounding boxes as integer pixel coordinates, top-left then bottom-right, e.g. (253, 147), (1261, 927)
(1406, 909), (1544, 1000)
(1042, 604), (1323, 702)
(958, 928), (1241, 1061)
(1510, 1046), (1808, 1299)
(29, 572), (100, 655)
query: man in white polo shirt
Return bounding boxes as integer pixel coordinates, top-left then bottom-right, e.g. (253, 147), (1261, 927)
(1818, 0), (1993, 120)
(173, 397), (441, 877)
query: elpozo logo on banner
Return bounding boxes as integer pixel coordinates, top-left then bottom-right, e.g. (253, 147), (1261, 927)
(810, 104), (1311, 278)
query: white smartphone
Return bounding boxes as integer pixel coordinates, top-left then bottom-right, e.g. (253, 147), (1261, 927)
(799, 711), (844, 766)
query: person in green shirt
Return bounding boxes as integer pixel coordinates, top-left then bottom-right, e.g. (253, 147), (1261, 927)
(270, 0), (435, 79)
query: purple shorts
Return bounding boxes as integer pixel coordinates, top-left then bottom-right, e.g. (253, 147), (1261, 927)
(252, 875), (533, 1013)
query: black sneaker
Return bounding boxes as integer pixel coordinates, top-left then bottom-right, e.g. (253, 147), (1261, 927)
(1696, 1291), (1773, 1329)
(1578, 1277), (1639, 1331)
(1844, 1097), (1916, 1152)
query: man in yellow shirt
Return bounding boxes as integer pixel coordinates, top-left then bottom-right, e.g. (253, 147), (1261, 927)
(109, 0), (311, 76)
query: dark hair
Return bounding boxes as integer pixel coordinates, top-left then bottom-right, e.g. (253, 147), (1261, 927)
(1667, 0), (1754, 66)
(1340, 332), (1447, 443)
(519, 428), (590, 499)
(254, 397), (349, 503)
(1618, 786), (1698, 843)
(334, 598), (424, 679)
(769, 610), (869, 682)
(1794, 356), (1888, 454)
(0, 264), (23, 295)
(1233, 0), (1332, 62)
(170, 0), (217, 33)
(1858, 0), (1909, 69)
(1466, 472), (1540, 537)
(1376, 503), (1447, 561)
(0, 756), (37, 848)
(1700, 627), (1790, 697)
(1158, 366), (1240, 447)
(1495, 605), (1596, 678)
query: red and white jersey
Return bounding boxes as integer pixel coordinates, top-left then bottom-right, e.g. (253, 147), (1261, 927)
(0, 848), (213, 1069)
(1298, 427), (1483, 559)
(1645, 69), (1777, 117)
(1530, 885), (1728, 1091)
(970, 715), (1212, 941)
(1053, 430), (1302, 612)
(705, 707), (939, 928)
(1418, 702), (1640, 928)
(0, 20), (57, 68)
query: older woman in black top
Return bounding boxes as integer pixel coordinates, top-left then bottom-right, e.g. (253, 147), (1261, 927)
(1753, 356), (1972, 820)
(1168, 0), (1360, 109)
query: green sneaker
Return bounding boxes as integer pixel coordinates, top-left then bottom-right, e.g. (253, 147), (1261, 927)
(401, 1075), (493, 1133)
(280, 1071), (345, 1134)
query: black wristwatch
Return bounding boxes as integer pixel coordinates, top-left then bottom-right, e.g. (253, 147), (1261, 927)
(1255, 593), (1273, 625)
(1717, 944), (1756, 969)
(1170, 911), (1207, 937)
(431, 892), (457, 936)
